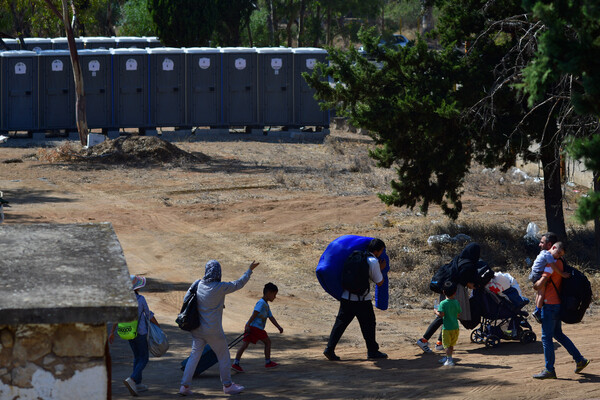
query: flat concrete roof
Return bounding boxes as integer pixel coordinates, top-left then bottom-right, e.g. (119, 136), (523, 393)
(0, 223), (138, 324)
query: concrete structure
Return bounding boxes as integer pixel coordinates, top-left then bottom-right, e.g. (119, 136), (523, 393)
(0, 223), (137, 400)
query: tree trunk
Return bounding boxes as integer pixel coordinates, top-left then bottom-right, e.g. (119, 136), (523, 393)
(540, 144), (567, 240)
(312, 6), (321, 47)
(326, 7), (332, 46)
(594, 172), (600, 264)
(420, 1), (434, 35)
(61, 0), (88, 146)
(286, 0), (294, 47)
(297, 0), (306, 47)
(267, 0), (275, 45)
(247, 20), (254, 47)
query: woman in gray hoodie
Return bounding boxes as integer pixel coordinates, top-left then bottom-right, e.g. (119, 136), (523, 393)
(179, 259), (260, 396)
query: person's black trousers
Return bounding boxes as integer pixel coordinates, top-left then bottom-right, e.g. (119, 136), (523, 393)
(326, 299), (379, 353)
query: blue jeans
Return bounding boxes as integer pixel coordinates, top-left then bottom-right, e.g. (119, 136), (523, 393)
(128, 333), (149, 384)
(541, 304), (583, 372)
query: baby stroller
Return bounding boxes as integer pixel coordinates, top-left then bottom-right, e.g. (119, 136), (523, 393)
(466, 288), (536, 348)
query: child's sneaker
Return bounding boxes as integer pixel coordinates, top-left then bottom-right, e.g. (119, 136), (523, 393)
(416, 339), (432, 353)
(532, 309), (542, 324)
(178, 386), (194, 396)
(223, 383), (245, 395)
(443, 358), (455, 366)
(435, 341), (444, 351)
(136, 383), (148, 392)
(265, 361), (279, 368)
(124, 377), (138, 396)
(231, 363), (244, 373)
(575, 358), (590, 374)
(438, 356), (447, 364)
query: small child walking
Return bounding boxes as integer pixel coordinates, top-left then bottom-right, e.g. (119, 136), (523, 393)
(436, 281), (461, 367)
(232, 282), (284, 372)
(529, 242), (568, 323)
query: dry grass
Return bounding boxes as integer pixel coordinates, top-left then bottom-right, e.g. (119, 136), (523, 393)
(36, 142), (82, 162)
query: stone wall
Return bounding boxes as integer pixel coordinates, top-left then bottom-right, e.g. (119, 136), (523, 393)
(0, 323), (107, 400)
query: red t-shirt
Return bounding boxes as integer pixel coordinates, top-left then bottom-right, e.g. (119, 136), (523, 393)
(542, 259), (563, 305)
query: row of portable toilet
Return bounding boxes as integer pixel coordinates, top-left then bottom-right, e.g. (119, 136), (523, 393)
(0, 47), (329, 132)
(1, 37), (162, 51)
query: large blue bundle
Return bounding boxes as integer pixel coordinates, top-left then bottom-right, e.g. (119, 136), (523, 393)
(316, 235), (389, 310)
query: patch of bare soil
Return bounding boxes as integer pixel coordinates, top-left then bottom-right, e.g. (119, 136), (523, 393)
(1, 131), (599, 400)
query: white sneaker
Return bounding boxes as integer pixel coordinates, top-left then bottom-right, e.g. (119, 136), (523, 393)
(223, 383), (245, 395)
(136, 383), (148, 392)
(416, 339), (432, 353)
(178, 385), (193, 396)
(444, 358), (456, 366)
(123, 377), (139, 396)
(435, 342), (445, 351)
(438, 356), (447, 364)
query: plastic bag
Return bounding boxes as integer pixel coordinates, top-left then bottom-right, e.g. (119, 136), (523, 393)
(148, 323), (169, 357)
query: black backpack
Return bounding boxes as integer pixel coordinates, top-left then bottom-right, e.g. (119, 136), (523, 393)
(429, 258), (474, 293)
(176, 280), (201, 331)
(550, 260), (592, 324)
(342, 250), (371, 297)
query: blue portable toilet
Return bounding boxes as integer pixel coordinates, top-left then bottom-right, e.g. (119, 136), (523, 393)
(111, 48), (149, 129)
(148, 47), (185, 127)
(185, 47), (221, 127)
(0, 51), (38, 132)
(256, 47), (293, 127)
(83, 37), (116, 50)
(79, 49), (112, 129)
(51, 37), (84, 50)
(38, 50), (76, 130)
(115, 36), (148, 49)
(23, 38), (53, 53)
(145, 37), (162, 48)
(221, 47), (258, 127)
(2, 38), (20, 51)
(292, 48), (329, 128)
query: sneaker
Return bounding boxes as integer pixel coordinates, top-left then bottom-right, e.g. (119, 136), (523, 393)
(124, 377), (139, 397)
(438, 356), (447, 364)
(223, 383), (245, 395)
(231, 363), (244, 373)
(178, 386), (194, 396)
(533, 369), (557, 379)
(136, 383), (148, 392)
(435, 341), (444, 351)
(367, 351), (388, 359)
(265, 361), (279, 368)
(443, 358), (455, 366)
(575, 358), (590, 374)
(532, 309), (542, 324)
(323, 349), (341, 361)
(416, 339), (432, 353)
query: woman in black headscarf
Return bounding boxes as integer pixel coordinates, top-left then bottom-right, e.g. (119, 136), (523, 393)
(415, 243), (481, 353)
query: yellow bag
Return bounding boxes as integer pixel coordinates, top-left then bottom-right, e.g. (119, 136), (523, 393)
(117, 320), (139, 340)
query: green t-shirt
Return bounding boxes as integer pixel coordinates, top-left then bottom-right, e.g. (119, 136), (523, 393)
(439, 298), (461, 330)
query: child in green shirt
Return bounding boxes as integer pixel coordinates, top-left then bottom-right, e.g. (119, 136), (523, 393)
(435, 281), (462, 366)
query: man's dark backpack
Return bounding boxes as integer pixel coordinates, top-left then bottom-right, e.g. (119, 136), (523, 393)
(341, 250), (371, 298)
(550, 260), (592, 324)
(176, 280), (201, 331)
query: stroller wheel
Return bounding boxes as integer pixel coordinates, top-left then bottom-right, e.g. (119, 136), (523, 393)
(520, 330), (536, 344)
(470, 328), (485, 344)
(485, 335), (500, 348)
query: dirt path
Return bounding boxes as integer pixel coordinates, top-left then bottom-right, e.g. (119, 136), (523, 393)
(1, 136), (598, 399)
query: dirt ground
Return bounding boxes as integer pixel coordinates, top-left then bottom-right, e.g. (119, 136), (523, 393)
(1, 131), (599, 400)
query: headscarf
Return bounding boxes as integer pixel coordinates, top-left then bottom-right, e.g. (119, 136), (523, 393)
(203, 259), (222, 283)
(459, 242), (480, 263)
(456, 242), (481, 286)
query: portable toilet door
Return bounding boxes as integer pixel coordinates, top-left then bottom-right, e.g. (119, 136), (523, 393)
(257, 47), (293, 127)
(149, 47), (185, 127)
(111, 48), (149, 129)
(292, 48), (329, 128)
(22, 38), (53, 53)
(79, 49), (112, 129)
(39, 50), (76, 130)
(185, 47), (221, 127)
(221, 47), (258, 127)
(0, 51), (38, 132)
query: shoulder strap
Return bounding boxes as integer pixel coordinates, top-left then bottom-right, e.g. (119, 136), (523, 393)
(549, 277), (560, 295)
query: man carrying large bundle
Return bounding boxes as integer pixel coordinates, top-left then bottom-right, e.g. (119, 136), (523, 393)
(320, 237), (389, 361)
